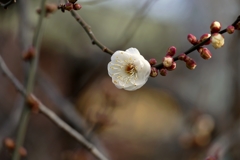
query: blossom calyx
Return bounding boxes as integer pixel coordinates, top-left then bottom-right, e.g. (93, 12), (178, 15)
(211, 33), (224, 49)
(163, 56), (173, 68)
(187, 34), (198, 45)
(200, 33), (211, 45)
(107, 48), (151, 91)
(210, 21), (221, 33)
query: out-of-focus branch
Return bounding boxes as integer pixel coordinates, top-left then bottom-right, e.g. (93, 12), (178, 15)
(0, 0), (16, 9)
(0, 56), (109, 160)
(69, 10), (114, 55)
(12, 0), (46, 159)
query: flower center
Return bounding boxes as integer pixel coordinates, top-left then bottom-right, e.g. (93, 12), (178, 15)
(125, 63), (137, 75)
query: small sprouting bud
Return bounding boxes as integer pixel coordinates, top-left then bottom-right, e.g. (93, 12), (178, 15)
(148, 58), (157, 66)
(26, 94), (39, 113)
(211, 33), (224, 49)
(187, 34), (198, 45)
(163, 56), (173, 68)
(200, 48), (212, 60)
(150, 67), (158, 77)
(227, 25), (235, 34)
(19, 147), (27, 157)
(73, 3), (82, 10)
(186, 58), (197, 70)
(65, 3), (73, 11)
(210, 21), (221, 33)
(159, 68), (167, 76)
(166, 62), (177, 71)
(200, 33), (211, 45)
(178, 53), (187, 61)
(166, 46), (177, 57)
(36, 3), (58, 16)
(22, 47), (35, 61)
(4, 138), (15, 150)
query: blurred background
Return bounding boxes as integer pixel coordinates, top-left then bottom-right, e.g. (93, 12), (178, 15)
(0, 0), (240, 159)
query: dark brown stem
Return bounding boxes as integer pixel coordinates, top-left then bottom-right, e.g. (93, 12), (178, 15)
(0, 0), (16, 8)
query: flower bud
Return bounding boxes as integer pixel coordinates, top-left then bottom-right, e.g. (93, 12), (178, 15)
(166, 62), (177, 71)
(200, 48), (212, 60)
(178, 53), (186, 61)
(187, 34), (198, 45)
(4, 138), (15, 150)
(26, 94), (39, 113)
(45, 3), (58, 14)
(148, 58), (157, 66)
(150, 67), (158, 77)
(73, 3), (82, 10)
(205, 156), (217, 160)
(159, 68), (167, 76)
(211, 33), (224, 49)
(22, 46), (35, 61)
(210, 21), (221, 33)
(200, 33), (211, 45)
(227, 25), (235, 34)
(166, 46), (176, 57)
(65, 3), (73, 11)
(19, 147), (27, 157)
(163, 56), (173, 68)
(186, 58), (197, 70)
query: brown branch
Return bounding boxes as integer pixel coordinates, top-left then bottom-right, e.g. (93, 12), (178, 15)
(0, 56), (109, 160)
(0, 0), (16, 8)
(69, 10), (114, 55)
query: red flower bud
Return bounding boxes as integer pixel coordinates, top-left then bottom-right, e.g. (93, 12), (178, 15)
(166, 46), (176, 57)
(166, 62), (177, 71)
(178, 53), (187, 61)
(162, 56), (173, 68)
(73, 3), (82, 10)
(65, 3), (73, 11)
(200, 33), (211, 45)
(186, 58), (197, 70)
(200, 47), (212, 60)
(187, 34), (198, 45)
(210, 21), (221, 33)
(148, 58), (157, 66)
(150, 67), (158, 77)
(159, 68), (167, 76)
(227, 25), (235, 34)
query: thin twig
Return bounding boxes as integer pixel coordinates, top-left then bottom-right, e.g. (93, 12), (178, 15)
(154, 15), (240, 69)
(0, 56), (109, 160)
(69, 10), (114, 55)
(0, 0), (16, 9)
(12, 0), (47, 159)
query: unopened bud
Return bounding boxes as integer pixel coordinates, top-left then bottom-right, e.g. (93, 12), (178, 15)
(45, 3), (58, 13)
(210, 21), (221, 33)
(166, 62), (177, 71)
(159, 68), (167, 76)
(211, 33), (224, 49)
(163, 56), (173, 68)
(148, 58), (157, 66)
(200, 33), (211, 45)
(65, 3), (73, 11)
(178, 53), (187, 61)
(227, 25), (235, 34)
(19, 147), (27, 157)
(26, 94), (39, 113)
(150, 67), (158, 77)
(187, 34), (198, 45)
(200, 48), (212, 60)
(73, 3), (82, 10)
(22, 47), (35, 61)
(166, 46), (176, 57)
(186, 58), (197, 70)
(4, 138), (15, 150)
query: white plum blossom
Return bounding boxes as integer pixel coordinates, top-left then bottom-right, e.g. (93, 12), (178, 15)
(107, 48), (151, 91)
(211, 33), (224, 49)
